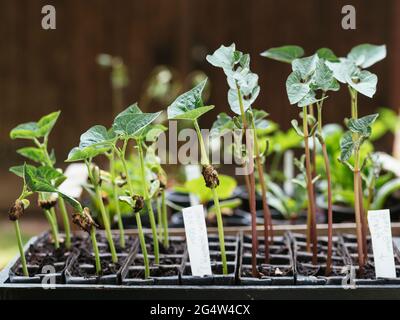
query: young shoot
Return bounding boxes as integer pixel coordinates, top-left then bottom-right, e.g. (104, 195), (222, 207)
(327, 43), (386, 273)
(10, 111), (73, 249)
(207, 44), (272, 271)
(145, 140), (169, 248)
(72, 207), (102, 275)
(66, 125), (119, 264)
(112, 103), (163, 277)
(167, 79), (228, 275)
(9, 186), (32, 277)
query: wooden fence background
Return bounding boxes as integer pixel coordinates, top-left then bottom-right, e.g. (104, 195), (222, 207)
(0, 0), (399, 209)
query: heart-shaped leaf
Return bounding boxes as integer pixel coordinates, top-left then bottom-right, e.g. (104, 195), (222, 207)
(23, 164), (82, 212)
(317, 48), (339, 62)
(340, 131), (355, 161)
(206, 44), (237, 70)
(348, 113), (379, 136)
(348, 44), (386, 68)
(326, 59), (358, 84)
(286, 71), (310, 105)
(292, 54), (319, 79)
(167, 79), (213, 120)
(346, 69), (378, 98)
(66, 125), (115, 162)
(312, 59), (340, 92)
(113, 104), (162, 138)
(16, 147), (48, 164)
(10, 111), (61, 140)
(210, 113), (234, 138)
(260, 45), (304, 63)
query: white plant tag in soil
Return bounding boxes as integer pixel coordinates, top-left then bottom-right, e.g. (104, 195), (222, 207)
(184, 164), (201, 206)
(367, 209), (396, 279)
(182, 205), (212, 277)
(59, 163), (89, 198)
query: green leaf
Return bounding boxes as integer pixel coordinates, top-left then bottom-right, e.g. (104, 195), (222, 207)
(348, 44), (387, 68)
(184, 175), (237, 203)
(291, 120), (304, 137)
(113, 104), (162, 137)
(79, 125), (115, 149)
(340, 131), (355, 161)
(118, 196), (135, 208)
(292, 54), (319, 79)
(346, 69), (378, 98)
(210, 113), (234, 138)
(149, 180), (160, 198)
(297, 90), (326, 108)
(36, 111), (61, 137)
(66, 125), (115, 161)
(10, 111), (61, 140)
(372, 178), (400, 210)
(326, 59), (358, 84)
(348, 114), (379, 136)
(286, 71), (310, 105)
(141, 124), (168, 142)
(370, 108), (400, 141)
(228, 73), (260, 114)
(23, 164), (82, 212)
(260, 45), (304, 63)
(251, 109), (270, 133)
(206, 44), (237, 70)
(167, 79), (211, 120)
(317, 48), (339, 62)
(312, 59), (340, 92)
(16, 147), (47, 164)
(9, 164), (36, 178)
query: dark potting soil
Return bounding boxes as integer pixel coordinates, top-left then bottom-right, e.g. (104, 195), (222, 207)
(141, 235), (186, 255)
(127, 266), (180, 279)
(241, 235), (294, 278)
(94, 234), (137, 254)
(292, 233), (353, 279)
(14, 241), (72, 277)
(69, 249), (125, 277)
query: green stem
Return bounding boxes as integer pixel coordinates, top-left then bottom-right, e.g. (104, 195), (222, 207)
(117, 141), (150, 277)
(136, 211), (150, 278)
(194, 120), (227, 275)
(44, 209), (60, 249)
(58, 197), (71, 249)
(193, 120), (209, 166)
(95, 185), (118, 263)
(138, 141), (160, 264)
(110, 151), (125, 248)
(90, 225), (102, 275)
(36, 137), (72, 249)
(161, 190), (169, 248)
(14, 220), (29, 277)
(211, 187), (228, 275)
(157, 196), (163, 239)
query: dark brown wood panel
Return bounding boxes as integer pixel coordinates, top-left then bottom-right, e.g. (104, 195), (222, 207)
(0, 0), (398, 208)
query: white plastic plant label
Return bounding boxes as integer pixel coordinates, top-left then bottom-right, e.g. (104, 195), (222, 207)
(184, 164), (201, 206)
(58, 163), (89, 198)
(182, 205), (212, 277)
(367, 209), (396, 279)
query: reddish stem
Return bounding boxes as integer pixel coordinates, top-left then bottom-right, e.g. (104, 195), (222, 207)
(321, 143), (333, 276)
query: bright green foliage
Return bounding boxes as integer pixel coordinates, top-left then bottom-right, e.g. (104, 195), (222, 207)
(167, 79), (214, 120)
(10, 111), (60, 140)
(261, 45), (305, 63)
